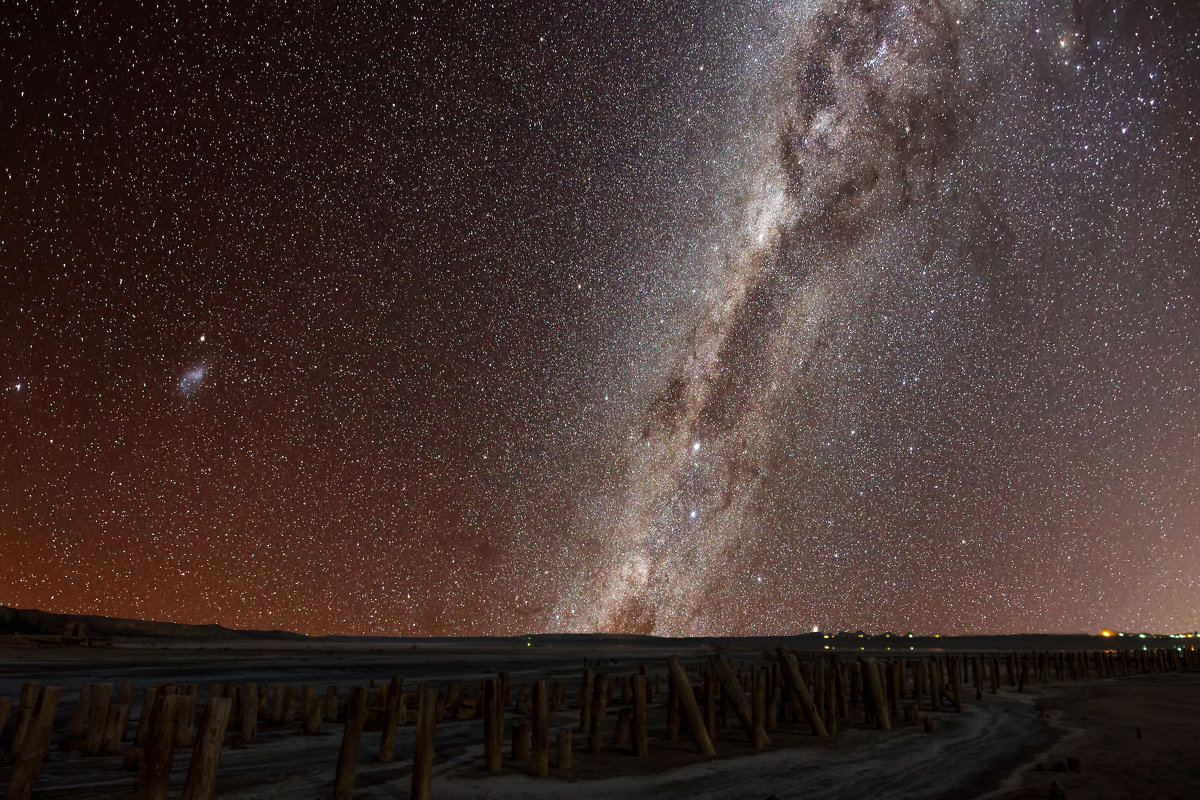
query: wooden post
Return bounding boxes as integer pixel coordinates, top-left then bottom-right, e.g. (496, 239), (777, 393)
(0, 696), (12, 742)
(280, 686), (297, 724)
(175, 691), (198, 748)
(240, 683), (257, 743)
(137, 694), (181, 800)
(837, 658), (850, 718)
(578, 669), (593, 734)
(665, 655), (715, 756)
(325, 685), (339, 722)
(586, 673), (608, 754)
(6, 685), (62, 800)
(812, 658), (825, 718)
(951, 656), (964, 711)
(888, 662), (901, 720)
(379, 675), (405, 761)
(483, 678), (503, 773)
(333, 687), (369, 800)
(512, 721), (530, 760)
(776, 649), (827, 737)
(929, 659), (943, 712)
(666, 677), (680, 740)
(412, 687), (438, 800)
(703, 669), (717, 739)
(823, 665), (837, 735)
(299, 685), (313, 722)
(102, 702), (131, 754)
(751, 667), (768, 747)
(303, 689), (324, 734)
(531, 680), (550, 776)
(10, 682), (41, 756)
(862, 658), (890, 730)
(135, 688), (157, 747)
(65, 683), (94, 750)
(556, 729), (572, 768)
(181, 697), (232, 800)
(269, 684), (285, 723)
(613, 708), (631, 746)
(710, 652), (768, 747)
(632, 673), (648, 757)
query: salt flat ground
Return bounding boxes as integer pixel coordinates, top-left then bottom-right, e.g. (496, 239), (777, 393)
(1, 636), (1197, 799)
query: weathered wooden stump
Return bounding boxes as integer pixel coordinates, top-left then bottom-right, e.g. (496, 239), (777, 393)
(137, 693), (181, 800)
(6, 685), (62, 800)
(333, 687), (369, 800)
(512, 721), (530, 760)
(235, 683), (255, 743)
(303, 690), (324, 734)
(64, 683), (94, 750)
(613, 707), (631, 746)
(556, 729), (573, 769)
(10, 682), (41, 757)
(379, 675), (405, 761)
(174, 690), (198, 748)
(412, 687), (438, 800)
(181, 697), (232, 800)
(325, 685), (340, 722)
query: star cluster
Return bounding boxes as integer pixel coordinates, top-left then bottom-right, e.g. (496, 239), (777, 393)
(1, 0), (1198, 636)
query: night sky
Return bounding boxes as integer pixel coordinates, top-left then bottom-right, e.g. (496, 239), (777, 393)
(2, 0), (1198, 637)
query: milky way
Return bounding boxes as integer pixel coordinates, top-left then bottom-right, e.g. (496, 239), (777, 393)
(1, 0), (1198, 636)
(564, 0), (1200, 636)
(580, 0), (982, 635)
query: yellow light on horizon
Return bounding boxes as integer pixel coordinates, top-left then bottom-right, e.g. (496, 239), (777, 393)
(1100, 629), (1115, 637)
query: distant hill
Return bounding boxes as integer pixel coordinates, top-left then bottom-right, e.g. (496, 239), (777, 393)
(0, 605), (307, 640)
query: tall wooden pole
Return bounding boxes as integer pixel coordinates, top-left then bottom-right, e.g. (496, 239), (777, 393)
(411, 687), (438, 800)
(776, 649), (827, 737)
(710, 652), (769, 747)
(587, 673), (608, 754)
(862, 658), (890, 730)
(333, 687), (369, 800)
(665, 656), (715, 756)
(578, 668), (593, 734)
(751, 668), (768, 747)
(483, 678), (503, 773)
(632, 673), (648, 758)
(530, 680), (550, 776)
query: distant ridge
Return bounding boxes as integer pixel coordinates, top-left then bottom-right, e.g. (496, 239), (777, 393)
(0, 605), (306, 640)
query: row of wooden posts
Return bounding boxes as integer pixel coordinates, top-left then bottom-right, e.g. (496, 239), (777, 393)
(2, 646), (1195, 800)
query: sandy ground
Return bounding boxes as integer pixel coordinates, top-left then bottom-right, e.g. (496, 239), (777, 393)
(1, 637), (1196, 799)
(986, 673), (1200, 800)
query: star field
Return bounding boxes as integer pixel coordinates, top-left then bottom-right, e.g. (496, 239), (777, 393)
(1, 0), (1198, 636)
